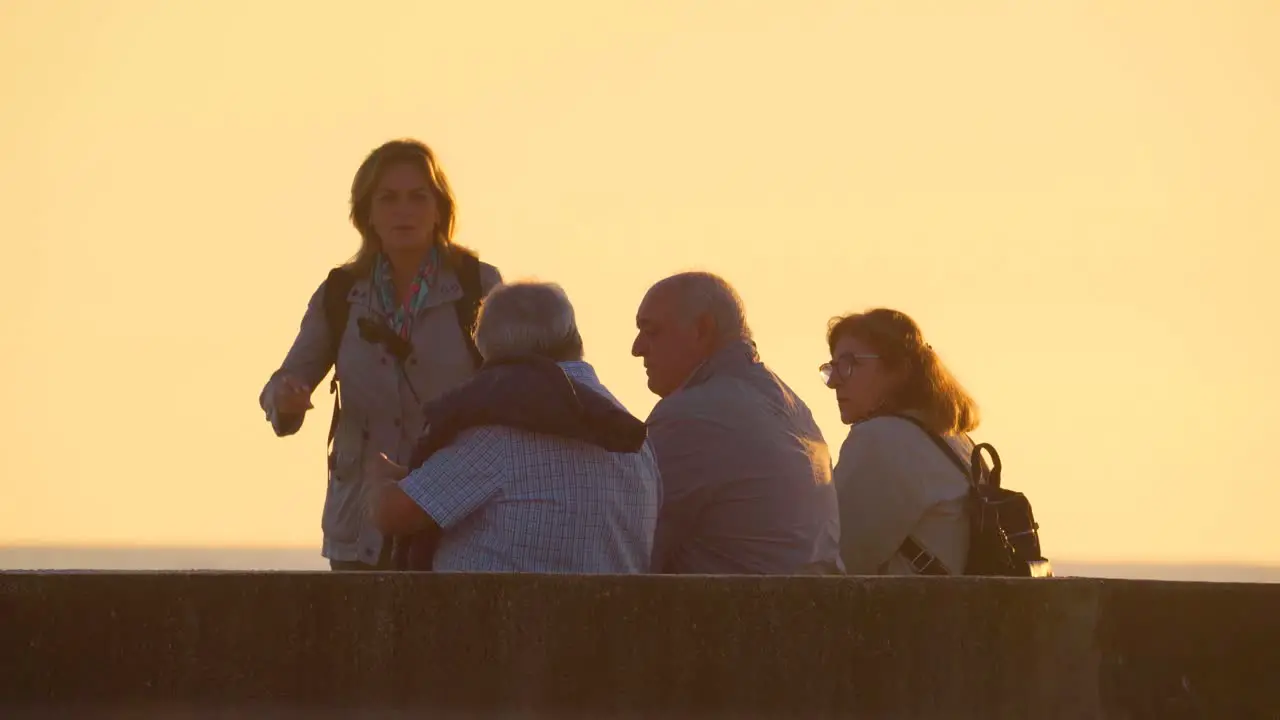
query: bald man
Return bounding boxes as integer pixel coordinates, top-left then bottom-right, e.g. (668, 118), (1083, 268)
(631, 272), (842, 575)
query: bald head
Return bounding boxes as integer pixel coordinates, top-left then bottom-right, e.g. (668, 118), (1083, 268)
(631, 271), (751, 397)
(650, 271), (752, 343)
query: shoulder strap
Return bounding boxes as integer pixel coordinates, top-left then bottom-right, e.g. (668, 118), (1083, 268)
(321, 267), (357, 452)
(886, 414), (985, 487)
(451, 250), (484, 369)
(897, 536), (950, 576)
(322, 267), (357, 359)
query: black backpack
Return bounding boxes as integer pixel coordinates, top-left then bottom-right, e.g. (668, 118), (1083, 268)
(318, 249), (485, 462)
(891, 415), (1052, 578)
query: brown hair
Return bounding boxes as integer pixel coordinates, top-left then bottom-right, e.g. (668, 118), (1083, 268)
(344, 138), (470, 276)
(826, 308), (980, 435)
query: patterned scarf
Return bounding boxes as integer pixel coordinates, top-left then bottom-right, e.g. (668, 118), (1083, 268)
(372, 246), (438, 340)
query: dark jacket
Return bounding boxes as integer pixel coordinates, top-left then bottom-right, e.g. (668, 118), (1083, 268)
(393, 355), (647, 569)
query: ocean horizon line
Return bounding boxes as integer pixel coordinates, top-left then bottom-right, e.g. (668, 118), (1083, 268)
(3, 542), (1277, 568)
(2, 545), (1277, 583)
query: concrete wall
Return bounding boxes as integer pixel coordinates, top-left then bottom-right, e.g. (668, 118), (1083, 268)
(0, 572), (1276, 719)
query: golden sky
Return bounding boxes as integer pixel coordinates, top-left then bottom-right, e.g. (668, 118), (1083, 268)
(1, 0), (1276, 564)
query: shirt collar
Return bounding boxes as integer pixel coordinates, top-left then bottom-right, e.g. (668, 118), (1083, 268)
(558, 360), (599, 385)
(676, 338), (760, 392)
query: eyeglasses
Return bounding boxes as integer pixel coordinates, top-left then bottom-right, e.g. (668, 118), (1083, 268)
(818, 354), (880, 385)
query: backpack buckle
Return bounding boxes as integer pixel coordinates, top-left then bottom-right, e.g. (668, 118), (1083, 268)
(909, 548), (939, 574)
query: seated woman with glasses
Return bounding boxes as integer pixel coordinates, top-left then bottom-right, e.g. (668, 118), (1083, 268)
(820, 308), (985, 576)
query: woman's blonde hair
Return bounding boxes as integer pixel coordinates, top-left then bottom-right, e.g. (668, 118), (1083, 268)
(345, 138), (469, 276)
(826, 308), (980, 435)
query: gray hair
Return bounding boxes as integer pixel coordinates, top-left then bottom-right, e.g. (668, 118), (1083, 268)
(654, 271), (752, 342)
(473, 281), (585, 363)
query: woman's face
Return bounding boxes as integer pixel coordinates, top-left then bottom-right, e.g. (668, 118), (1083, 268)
(824, 334), (900, 424)
(368, 162), (440, 255)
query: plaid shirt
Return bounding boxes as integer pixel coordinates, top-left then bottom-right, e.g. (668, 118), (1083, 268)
(398, 361), (660, 573)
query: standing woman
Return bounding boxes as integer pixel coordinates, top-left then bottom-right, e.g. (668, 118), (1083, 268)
(260, 139), (502, 570)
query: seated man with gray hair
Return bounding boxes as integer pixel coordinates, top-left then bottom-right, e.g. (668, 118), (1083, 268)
(632, 271), (842, 575)
(370, 281), (660, 573)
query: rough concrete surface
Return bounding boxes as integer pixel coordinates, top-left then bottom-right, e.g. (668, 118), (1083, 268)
(0, 572), (1276, 719)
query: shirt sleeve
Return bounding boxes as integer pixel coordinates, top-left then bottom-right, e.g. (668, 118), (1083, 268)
(259, 280), (338, 437)
(397, 426), (508, 529)
(479, 263), (504, 295)
(833, 422), (931, 574)
(646, 405), (719, 573)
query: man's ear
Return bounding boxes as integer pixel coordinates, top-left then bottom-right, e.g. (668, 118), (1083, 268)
(693, 312), (717, 343)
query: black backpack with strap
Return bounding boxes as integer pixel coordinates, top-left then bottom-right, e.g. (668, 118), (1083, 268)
(319, 249), (485, 464)
(890, 415), (1052, 578)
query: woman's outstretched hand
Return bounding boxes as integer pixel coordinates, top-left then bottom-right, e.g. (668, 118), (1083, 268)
(272, 373), (314, 415)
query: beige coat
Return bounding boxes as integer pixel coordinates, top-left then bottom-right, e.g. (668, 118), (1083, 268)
(260, 259), (502, 564)
(834, 415), (975, 575)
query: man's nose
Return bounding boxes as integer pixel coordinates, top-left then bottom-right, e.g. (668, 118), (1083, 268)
(630, 336), (644, 357)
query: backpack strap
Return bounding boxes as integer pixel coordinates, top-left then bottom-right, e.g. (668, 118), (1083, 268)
(451, 249), (484, 369)
(971, 442), (1002, 489)
(889, 414), (981, 485)
(897, 537), (950, 576)
(321, 267), (357, 457)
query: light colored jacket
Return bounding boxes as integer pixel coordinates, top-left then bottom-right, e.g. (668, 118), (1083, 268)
(260, 258), (502, 564)
(834, 415), (974, 575)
